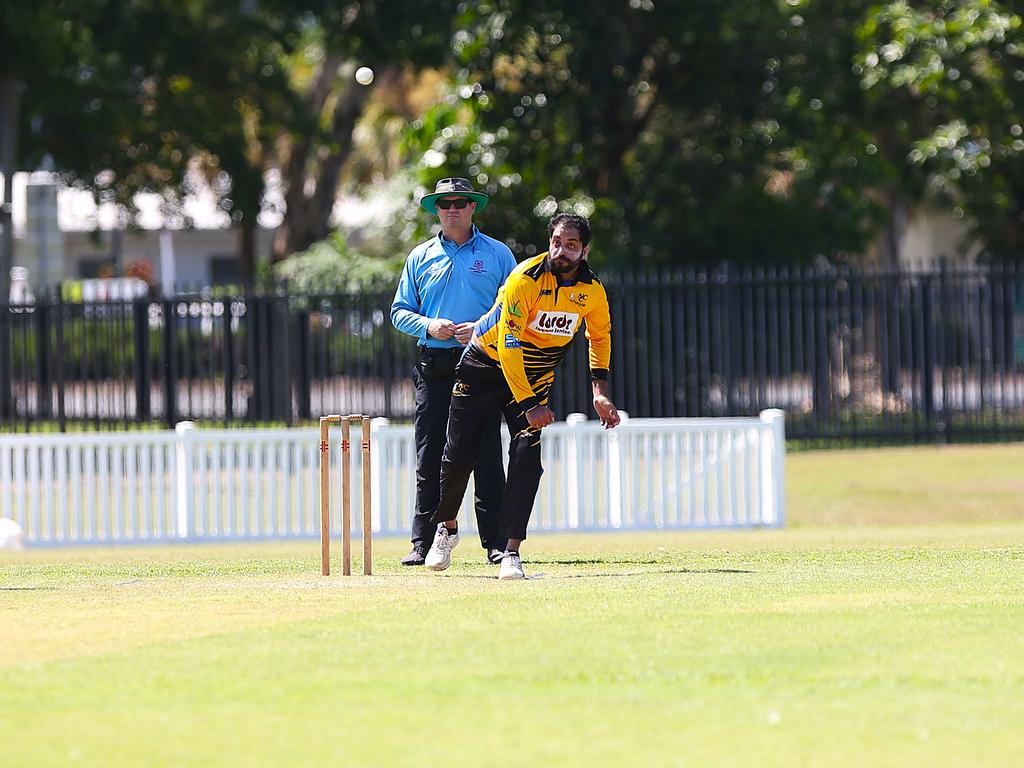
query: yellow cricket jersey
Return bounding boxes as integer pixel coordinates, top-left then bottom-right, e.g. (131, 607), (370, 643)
(467, 252), (611, 410)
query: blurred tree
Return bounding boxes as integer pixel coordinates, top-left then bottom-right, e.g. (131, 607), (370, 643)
(762, 1), (911, 267)
(1, 2), (80, 301)
(270, 3), (453, 260)
(8, 0), (1024, 283)
(855, 0), (1024, 261)
(403, 0), (885, 267)
(3, 1), (460, 282)
(402, 0), (1024, 268)
(4, 1), (302, 285)
(272, 231), (400, 293)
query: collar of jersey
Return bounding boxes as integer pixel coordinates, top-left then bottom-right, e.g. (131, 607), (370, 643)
(539, 251), (595, 285)
(438, 225), (481, 250)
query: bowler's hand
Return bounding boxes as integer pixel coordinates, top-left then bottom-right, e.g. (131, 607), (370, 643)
(453, 322), (476, 345)
(427, 318), (457, 340)
(525, 405), (556, 430)
(593, 396), (620, 429)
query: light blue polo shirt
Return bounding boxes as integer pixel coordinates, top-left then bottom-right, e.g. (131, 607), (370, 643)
(391, 226), (516, 349)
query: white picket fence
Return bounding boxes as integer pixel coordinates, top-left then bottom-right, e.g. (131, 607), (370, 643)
(0, 411), (785, 545)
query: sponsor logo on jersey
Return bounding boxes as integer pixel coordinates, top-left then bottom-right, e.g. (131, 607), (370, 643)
(504, 334), (521, 349)
(539, 289), (553, 296)
(508, 300), (523, 318)
(506, 318), (521, 332)
(529, 311), (579, 337)
(453, 381), (470, 397)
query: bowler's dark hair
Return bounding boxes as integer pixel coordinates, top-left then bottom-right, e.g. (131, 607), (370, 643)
(548, 212), (592, 247)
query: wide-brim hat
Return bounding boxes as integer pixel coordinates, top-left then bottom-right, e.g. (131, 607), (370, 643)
(419, 177), (489, 214)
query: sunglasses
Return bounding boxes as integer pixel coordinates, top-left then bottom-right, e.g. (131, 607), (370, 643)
(436, 198), (472, 210)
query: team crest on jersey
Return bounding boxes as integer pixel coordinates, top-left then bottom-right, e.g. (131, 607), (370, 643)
(470, 259), (487, 274)
(453, 381), (470, 397)
(529, 311), (579, 337)
(568, 291), (587, 308)
(504, 334), (521, 348)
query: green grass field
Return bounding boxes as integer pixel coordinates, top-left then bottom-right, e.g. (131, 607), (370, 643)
(2, 444), (1023, 767)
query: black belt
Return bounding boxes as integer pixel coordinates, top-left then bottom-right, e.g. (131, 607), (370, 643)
(418, 346), (462, 358)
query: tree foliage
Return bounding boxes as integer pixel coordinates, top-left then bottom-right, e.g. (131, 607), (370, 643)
(8, 1), (1024, 278)
(401, 0), (1024, 267)
(272, 233), (398, 293)
(270, 2), (453, 260)
(3, 1), (453, 284)
(855, 0), (1024, 259)
(4, 0), (303, 282)
(403, 1), (888, 267)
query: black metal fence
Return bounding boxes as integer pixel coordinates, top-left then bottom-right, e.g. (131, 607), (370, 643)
(3, 263), (1024, 444)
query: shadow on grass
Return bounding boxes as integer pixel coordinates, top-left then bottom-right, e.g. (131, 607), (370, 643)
(539, 558), (659, 565)
(536, 557), (756, 573)
(448, 567), (755, 580)
(0, 586), (58, 591)
(540, 567), (756, 579)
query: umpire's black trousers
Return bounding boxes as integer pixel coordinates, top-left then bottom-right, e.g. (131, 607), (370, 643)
(412, 347), (505, 553)
(432, 355), (543, 543)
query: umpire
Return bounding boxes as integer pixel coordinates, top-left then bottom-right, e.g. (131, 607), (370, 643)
(390, 177), (516, 566)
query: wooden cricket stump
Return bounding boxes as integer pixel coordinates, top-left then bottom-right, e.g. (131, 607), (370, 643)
(319, 415), (373, 576)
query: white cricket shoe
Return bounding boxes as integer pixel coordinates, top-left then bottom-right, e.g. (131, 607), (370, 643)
(498, 551), (525, 580)
(425, 524), (460, 571)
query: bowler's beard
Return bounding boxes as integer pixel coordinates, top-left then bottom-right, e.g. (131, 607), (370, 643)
(550, 256), (580, 276)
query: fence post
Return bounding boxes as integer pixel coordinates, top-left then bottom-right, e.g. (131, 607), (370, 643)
(163, 299), (179, 427)
(759, 409), (786, 527)
(223, 298), (235, 424)
(938, 261), (950, 443)
(921, 276), (936, 435)
(133, 298), (151, 421)
(0, 301), (10, 424)
(278, 294), (293, 426)
(381, 296), (394, 419)
(248, 295), (294, 424)
(174, 420), (195, 539)
(294, 305), (311, 422)
(55, 290), (66, 431)
(725, 265), (739, 415)
(370, 417), (388, 532)
(812, 271), (831, 428)
(565, 413), (585, 528)
(35, 299), (51, 419)
(607, 411), (627, 528)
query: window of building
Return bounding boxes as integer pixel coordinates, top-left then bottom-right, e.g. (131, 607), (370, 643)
(209, 255), (240, 285)
(79, 258), (116, 278)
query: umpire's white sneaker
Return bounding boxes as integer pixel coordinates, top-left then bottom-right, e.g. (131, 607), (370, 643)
(498, 551), (525, 580)
(425, 524), (460, 571)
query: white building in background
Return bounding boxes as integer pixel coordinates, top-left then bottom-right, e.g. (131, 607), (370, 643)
(58, 226), (276, 287)
(4, 171), (279, 291)
(863, 205), (983, 268)
(2, 169), (985, 295)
